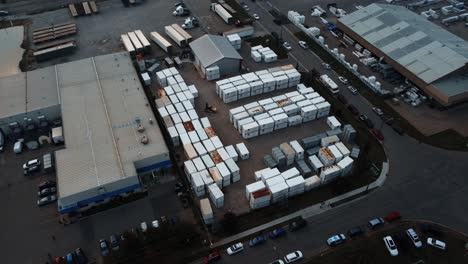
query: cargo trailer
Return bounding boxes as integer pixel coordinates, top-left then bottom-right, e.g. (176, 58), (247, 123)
(134, 30), (151, 52)
(210, 3), (233, 24)
(171, 23), (192, 43)
(165, 25), (187, 47)
(127, 31), (143, 53)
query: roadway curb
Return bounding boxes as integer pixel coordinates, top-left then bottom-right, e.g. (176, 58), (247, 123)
(211, 160), (390, 248)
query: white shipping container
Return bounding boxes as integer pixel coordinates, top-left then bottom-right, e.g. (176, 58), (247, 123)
(281, 167), (300, 181)
(229, 106), (245, 122)
(217, 147), (230, 162)
(188, 130), (200, 143)
(255, 168), (272, 181)
(203, 139), (216, 152)
(211, 136), (223, 149)
(242, 122), (259, 139)
(326, 116), (341, 130)
(304, 175), (321, 191)
(180, 133), (191, 145)
(192, 119), (203, 131)
(225, 158), (240, 180)
(184, 160), (197, 180)
(266, 175), (285, 188)
(200, 198), (213, 224)
(208, 183), (224, 208)
(193, 142), (208, 156)
(246, 181), (267, 201)
(289, 140), (304, 160)
(308, 155), (324, 172)
(197, 129), (209, 141)
(191, 172), (205, 197)
(328, 145), (343, 162)
(201, 154), (215, 168)
(335, 142), (350, 157)
(193, 157), (206, 172)
(235, 143), (250, 160)
(200, 117), (211, 128)
(200, 170), (214, 187)
(261, 168), (280, 182)
(238, 118), (255, 134)
(225, 145), (238, 161)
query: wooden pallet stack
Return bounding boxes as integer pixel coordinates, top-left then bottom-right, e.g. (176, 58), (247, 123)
(69, 1), (99, 17)
(32, 22), (77, 44)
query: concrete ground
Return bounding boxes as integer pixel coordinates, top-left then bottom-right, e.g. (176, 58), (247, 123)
(175, 60), (330, 216)
(24, 0), (210, 68)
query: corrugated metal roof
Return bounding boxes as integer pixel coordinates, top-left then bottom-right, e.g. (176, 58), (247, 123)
(0, 66), (60, 119)
(55, 52), (168, 198)
(189, 34), (242, 68)
(339, 4), (468, 84)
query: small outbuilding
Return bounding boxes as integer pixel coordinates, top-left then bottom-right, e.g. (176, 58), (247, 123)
(189, 34), (242, 80)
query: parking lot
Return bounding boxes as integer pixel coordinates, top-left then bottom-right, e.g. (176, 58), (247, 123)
(0, 137), (197, 263)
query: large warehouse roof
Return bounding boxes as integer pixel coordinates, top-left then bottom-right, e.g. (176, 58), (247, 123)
(0, 66), (60, 119)
(339, 4), (468, 84)
(189, 34), (242, 68)
(55, 52), (168, 198)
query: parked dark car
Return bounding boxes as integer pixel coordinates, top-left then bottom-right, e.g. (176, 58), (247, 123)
(364, 118), (374, 129)
(38, 187), (57, 197)
(203, 252), (221, 264)
(38, 180), (56, 191)
(371, 129), (384, 141)
(347, 104), (359, 115)
(268, 227), (286, 239)
(248, 235), (266, 247)
(392, 124), (404, 135)
(347, 226), (364, 238)
(368, 217), (385, 230)
(75, 248), (88, 264)
(384, 211), (401, 222)
(337, 94), (348, 105)
(289, 218), (307, 232)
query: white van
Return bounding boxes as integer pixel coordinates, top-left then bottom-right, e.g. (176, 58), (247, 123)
(14, 140), (23, 154)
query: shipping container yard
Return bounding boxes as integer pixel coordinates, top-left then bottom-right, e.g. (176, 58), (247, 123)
(2, 0), (468, 263)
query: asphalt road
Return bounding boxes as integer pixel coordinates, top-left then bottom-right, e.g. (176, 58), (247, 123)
(190, 1), (468, 263)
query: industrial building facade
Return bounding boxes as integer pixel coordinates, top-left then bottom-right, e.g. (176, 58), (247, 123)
(55, 52), (171, 214)
(0, 66), (61, 137)
(338, 4), (468, 106)
(189, 34), (242, 79)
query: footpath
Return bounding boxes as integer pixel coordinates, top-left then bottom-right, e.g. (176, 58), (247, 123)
(211, 161), (390, 248)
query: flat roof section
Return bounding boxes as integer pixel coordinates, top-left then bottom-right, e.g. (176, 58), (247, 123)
(0, 65), (60, 119)
(339, 4), (468, 84)
(55, 52), (168, 198)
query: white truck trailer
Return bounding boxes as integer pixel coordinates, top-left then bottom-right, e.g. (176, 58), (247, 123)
(150, 31), (173, 54)
(165, 25), (187, 47)
(210, 3), (233, 24)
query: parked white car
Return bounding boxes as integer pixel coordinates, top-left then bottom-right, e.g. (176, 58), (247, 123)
(140, 221), (148, 232)
(427, 238), (446, 250)
(284, 251), (303, 263)
(298, 41), (309, 49)
(406, 228), (422, 248)
(253, 13), (260, 20)
(226, 242), (244, 255)
(282, 42), (292, 51)
(383, 236), (398, 256)
(338, 76), (348, 84)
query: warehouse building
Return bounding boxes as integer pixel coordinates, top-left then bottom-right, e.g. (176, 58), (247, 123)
(0, 66), (61, 136)
(189, 34), (242, 80)
(338, 4), (468, 106)
(55, 52), (170, 214)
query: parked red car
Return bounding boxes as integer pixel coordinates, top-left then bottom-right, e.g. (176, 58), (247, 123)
(204, 252), (221, 264)
(384, 211), (401, 222)
(372, 129), (384, 141)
